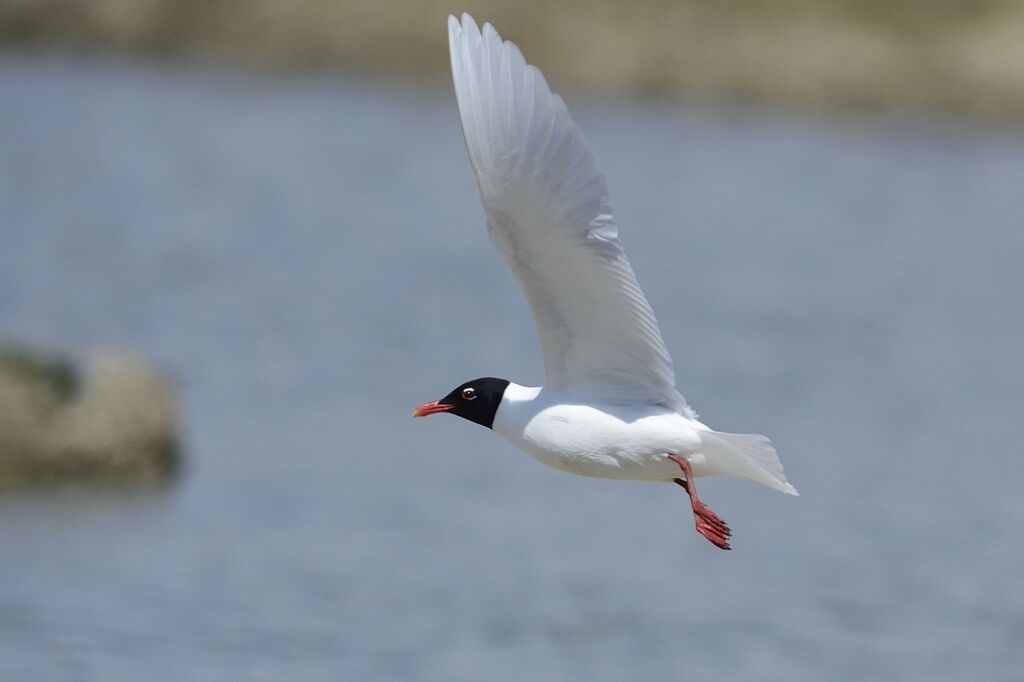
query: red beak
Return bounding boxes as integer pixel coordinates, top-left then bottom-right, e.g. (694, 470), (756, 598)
(412, 400), (455, 418)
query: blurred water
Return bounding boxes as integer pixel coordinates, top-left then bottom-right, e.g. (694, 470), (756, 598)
(1, 52), (1023, 681)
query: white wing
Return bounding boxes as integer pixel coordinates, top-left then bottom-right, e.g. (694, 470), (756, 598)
(448, 14), (694, 416)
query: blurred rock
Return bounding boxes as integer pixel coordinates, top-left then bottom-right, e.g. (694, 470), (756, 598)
(0, 345), (180, 488)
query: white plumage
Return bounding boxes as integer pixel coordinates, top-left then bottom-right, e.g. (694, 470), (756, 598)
(449, 15), (692, 416)
(418, 15), (797, 550)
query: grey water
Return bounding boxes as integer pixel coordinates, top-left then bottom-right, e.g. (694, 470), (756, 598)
(1, 52), (1023, 681)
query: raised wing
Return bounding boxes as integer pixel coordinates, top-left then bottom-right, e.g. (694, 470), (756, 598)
(448, 14), (694, 416)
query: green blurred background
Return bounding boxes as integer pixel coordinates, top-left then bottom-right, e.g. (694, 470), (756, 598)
(4, 0), (1024, 120)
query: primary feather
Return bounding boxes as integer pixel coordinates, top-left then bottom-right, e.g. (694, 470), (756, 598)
(448, 14), (695, 417)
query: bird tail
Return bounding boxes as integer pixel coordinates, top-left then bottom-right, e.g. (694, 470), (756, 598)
(698, 430), (799, 495)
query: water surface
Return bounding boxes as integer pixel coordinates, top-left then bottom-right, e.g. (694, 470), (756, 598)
(1, 53), (1023, 681)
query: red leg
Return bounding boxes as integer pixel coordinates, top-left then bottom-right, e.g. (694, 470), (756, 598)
(667, 453), (732, 550)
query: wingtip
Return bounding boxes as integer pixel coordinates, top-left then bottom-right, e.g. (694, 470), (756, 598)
(782, 482), (800, 496)
(459, 12), (482, 47)
(447, 14), (462, 46)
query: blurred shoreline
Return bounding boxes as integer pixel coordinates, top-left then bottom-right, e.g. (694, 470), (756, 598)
(3, 0), (1024, 122)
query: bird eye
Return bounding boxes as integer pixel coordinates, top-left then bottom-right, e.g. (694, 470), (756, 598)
(461, 387), (477, 400)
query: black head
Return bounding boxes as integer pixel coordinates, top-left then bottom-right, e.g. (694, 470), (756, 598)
(412, 377), (510, 429)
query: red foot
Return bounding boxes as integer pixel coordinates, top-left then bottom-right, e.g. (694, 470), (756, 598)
(668, 453), (732, 550)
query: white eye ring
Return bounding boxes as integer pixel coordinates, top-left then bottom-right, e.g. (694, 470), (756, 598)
(461, 387), (477, 400)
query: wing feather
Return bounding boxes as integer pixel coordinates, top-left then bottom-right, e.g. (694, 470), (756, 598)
(448, 14), (694, 416)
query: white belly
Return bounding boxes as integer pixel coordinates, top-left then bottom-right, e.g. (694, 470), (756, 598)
(492, 388), (706, 481)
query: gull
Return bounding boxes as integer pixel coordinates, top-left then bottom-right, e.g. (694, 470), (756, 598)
(414, 14), (797, 550)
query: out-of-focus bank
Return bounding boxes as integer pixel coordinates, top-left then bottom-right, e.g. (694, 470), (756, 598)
(2, 0), (1023, 121)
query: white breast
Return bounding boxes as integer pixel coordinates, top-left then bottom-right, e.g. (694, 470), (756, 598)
(492, 383), (705, 481)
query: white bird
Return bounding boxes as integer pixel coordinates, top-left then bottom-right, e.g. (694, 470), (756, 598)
(414, 14), (797, 550)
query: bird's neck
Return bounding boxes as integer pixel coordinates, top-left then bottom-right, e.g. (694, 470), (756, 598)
(501, 382), (543, 405)
(492, 382), (543, 441)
